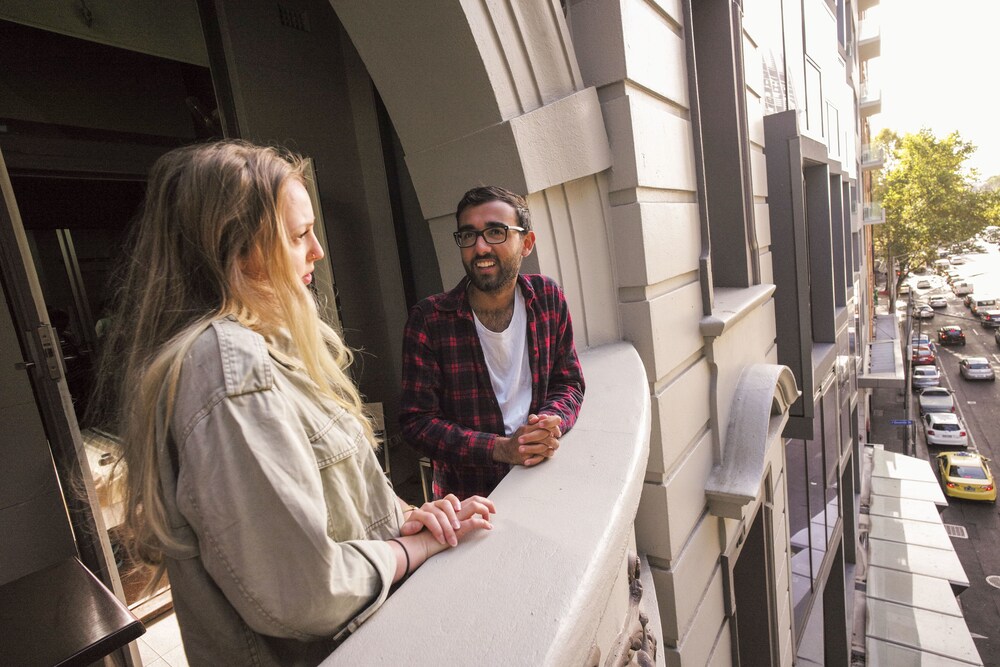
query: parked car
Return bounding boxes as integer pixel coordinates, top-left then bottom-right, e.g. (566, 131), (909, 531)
(912, 304), (935, 319)
(923, 412), (968, 448)
(937, 451), (997, 503)
(954, 282), (974, 296)
(928, 295), (948, 309)
(948, 255), (967, 265)
(971, 296), (997, 318)
(912, 333), (932, 347)
(937, 326), (965, 346)
(980, 309), (1000, 328)
(911, 365), (941, 389)
(899, 283), (911, 296)
(911, 344), (937, 365)
(958, 357), (996, 381)
(918, 387), (955, 414)
(916, 279), (932, 289)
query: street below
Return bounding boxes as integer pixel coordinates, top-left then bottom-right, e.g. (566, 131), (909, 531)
(901, 241), (1000, 662)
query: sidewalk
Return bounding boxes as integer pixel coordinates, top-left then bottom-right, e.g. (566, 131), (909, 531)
(867, 303), (910, 454)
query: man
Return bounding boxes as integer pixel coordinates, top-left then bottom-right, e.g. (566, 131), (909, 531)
(399, 185), (585, 499)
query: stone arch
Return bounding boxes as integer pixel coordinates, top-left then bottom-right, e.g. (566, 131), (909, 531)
(330, 0), (617, 346)
(705, 363), (800, 519)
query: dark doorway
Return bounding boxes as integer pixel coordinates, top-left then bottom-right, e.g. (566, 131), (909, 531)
(733, 504), (776, 666)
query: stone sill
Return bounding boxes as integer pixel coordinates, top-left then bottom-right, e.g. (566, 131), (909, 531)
(700, 284), (777, 339)
(325, 342), (651, 666)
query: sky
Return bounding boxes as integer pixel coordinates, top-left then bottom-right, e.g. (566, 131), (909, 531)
(869, 0), (1000, 182)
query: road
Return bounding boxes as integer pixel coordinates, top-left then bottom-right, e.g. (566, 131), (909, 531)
(904, 244), (1000, 662)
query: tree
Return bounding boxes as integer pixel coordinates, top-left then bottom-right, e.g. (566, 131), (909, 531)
(872, 129), (998, 294)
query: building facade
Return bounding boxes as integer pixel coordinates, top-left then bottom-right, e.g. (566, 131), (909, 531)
(0, 0), (881, 664)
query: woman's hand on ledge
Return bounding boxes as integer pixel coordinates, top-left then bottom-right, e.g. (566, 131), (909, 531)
(401, 494), (496, 547)
(389, 495), (496, 583)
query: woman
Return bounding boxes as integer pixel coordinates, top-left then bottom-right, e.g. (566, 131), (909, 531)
(95, 141), (494, 665)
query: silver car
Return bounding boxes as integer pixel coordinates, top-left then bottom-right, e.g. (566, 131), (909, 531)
(959, 357), (996, 381)
(911, 365), (941, 389)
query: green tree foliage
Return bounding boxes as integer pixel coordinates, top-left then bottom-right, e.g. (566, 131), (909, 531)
(872, 129), (998, 291)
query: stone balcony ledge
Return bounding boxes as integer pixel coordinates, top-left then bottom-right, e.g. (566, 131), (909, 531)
(325, 342), (651, 666)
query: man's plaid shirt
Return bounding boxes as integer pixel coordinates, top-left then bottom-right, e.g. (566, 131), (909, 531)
(399, 274), (585, 499)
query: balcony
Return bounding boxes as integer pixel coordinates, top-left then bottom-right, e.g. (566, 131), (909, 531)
(860, 143), (886, 171)
(863, 201), (886, 225)
(859, 81), (882, 116)
(326, 343), (653, 666)
(858, 12), (881, 62)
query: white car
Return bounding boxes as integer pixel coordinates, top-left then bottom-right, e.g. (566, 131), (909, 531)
(949, 255), (966, 265)
(918, 387), (956, 415)
(916, 279), (932, 290)
(953, 282), (974, 296)
(923, 412), (968, 448)
(928, 295), (948, 309)
(912, 304), (935, 319)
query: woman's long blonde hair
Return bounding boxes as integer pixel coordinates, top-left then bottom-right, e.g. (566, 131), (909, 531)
(94, 140), (373, 566)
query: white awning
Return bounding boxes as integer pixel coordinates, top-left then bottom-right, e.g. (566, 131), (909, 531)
(861, 446), (983, 665)
(858, 314), (905, 388)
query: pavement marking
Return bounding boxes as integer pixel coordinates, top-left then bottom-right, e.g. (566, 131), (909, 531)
(988, 576), (1000, 590)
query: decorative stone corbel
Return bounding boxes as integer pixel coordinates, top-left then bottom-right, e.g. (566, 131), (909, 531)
(705, 364), (800, 519)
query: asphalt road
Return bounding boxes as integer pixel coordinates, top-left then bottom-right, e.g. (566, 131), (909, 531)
(903, 247), (1000, 663)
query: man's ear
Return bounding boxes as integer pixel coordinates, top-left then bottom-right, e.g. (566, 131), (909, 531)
(520, 230), (536, 257)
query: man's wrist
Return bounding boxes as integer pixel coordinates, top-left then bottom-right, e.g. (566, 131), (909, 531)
(491, 435), (513, 464)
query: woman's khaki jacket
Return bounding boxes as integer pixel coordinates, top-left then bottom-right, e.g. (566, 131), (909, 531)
(157, 318), (402, 666)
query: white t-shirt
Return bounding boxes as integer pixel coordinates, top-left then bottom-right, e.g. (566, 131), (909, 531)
(473, 288), (532, 436)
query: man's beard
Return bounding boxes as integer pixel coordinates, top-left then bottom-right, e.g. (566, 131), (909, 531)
(463, 251), (521, 293)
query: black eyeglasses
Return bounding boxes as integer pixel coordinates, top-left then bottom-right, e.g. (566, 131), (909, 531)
(453, 225), (525, 248)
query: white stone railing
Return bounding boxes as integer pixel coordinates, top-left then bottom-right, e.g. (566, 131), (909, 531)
(324, 342), (651, 666)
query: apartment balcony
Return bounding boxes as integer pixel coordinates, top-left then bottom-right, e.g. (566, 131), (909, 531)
(859, 81), (882, 116)
(329, 343), (654, 666)
(863, 201), (886, 225)
(858, 13), (881, 61)
(860, 144), (886, 171)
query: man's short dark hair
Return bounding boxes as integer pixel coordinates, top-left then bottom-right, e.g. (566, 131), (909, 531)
(456, 185), (531, 231)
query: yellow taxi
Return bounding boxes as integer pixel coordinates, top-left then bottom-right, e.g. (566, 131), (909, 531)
(936, 451), (997, 503)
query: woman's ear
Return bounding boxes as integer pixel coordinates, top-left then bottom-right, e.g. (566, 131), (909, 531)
(238, 244), (265, 280)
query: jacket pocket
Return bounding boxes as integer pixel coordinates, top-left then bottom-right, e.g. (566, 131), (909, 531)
(311, 408), (396, 542)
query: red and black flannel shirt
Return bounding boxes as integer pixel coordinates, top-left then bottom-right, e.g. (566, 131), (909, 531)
(399, 274), (585, 499)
